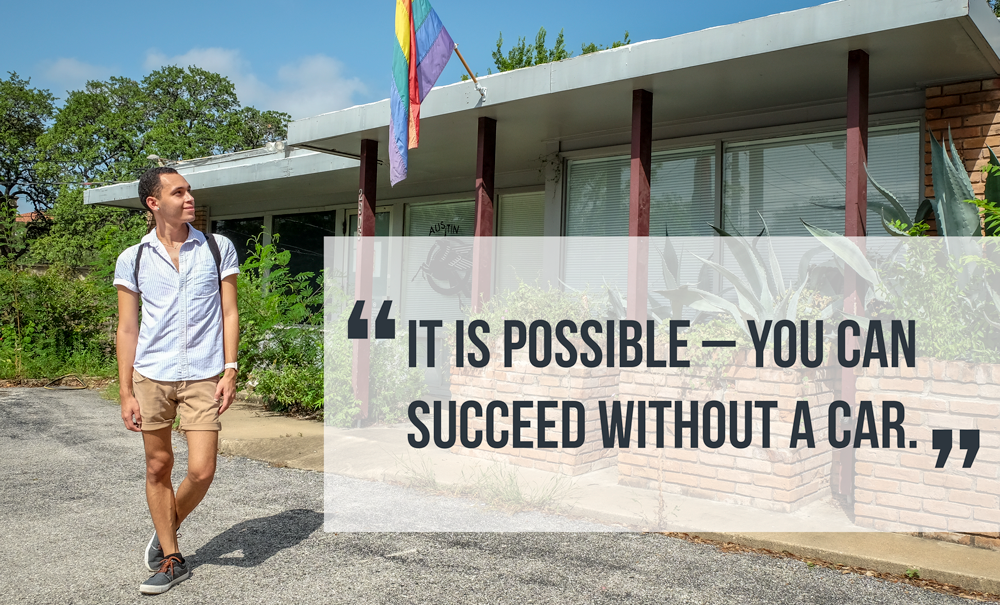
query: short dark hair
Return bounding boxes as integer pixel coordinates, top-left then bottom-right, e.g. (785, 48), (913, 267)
(138, 167), (179, 211)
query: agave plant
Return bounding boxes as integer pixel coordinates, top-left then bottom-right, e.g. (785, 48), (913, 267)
(802, 216), (1000, 358)
(676, 214), (827, 337)
(867, 127), (985, 237)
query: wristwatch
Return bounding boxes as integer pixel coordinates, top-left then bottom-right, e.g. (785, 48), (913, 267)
(224, 362), (238, 371)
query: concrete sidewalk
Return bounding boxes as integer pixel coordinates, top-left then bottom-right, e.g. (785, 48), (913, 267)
(217, 401), (1000, 598)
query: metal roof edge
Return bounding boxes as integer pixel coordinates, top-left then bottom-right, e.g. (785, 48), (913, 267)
(84, 148), (358, 206)
(286, 0), (975, 146)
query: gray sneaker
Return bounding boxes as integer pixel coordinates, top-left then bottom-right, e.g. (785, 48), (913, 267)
(145, 531), (164, 571)
(139, 554), (189, 595)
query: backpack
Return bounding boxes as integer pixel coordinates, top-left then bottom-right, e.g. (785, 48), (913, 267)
(133, 233), (222, 294)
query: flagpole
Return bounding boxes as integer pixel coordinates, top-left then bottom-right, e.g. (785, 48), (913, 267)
(454, 44), (486, 100)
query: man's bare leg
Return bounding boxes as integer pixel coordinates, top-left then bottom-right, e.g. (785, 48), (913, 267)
(174, 431), (218, 525)
(142, 427), (180, 556)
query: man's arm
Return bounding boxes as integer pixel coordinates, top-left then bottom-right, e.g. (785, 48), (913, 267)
(116, 286), (142, 432)
(214, 274), (239, 414)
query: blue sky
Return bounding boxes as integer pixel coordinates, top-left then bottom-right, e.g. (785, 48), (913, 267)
(6, 0), (823, 119)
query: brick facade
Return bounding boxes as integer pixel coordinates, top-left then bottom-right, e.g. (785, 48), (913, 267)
(925, 78), (1000, 200)
(192, 207), (209, 233)
(853, 360), (1000, 534)
(449, 342), (620, 476)
(617, 350), (836, 513)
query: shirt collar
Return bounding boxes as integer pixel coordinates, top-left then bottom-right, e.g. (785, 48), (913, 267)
(141, 223), (205, 245)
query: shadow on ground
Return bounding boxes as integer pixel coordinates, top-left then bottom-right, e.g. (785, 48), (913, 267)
(191, 509), (323, 569)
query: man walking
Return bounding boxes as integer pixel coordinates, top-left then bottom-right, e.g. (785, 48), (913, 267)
(114, 166), (240, 595)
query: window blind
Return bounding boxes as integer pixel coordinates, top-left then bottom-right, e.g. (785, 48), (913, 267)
(402, 200), (476, 323)
(722, 124), (920, 236)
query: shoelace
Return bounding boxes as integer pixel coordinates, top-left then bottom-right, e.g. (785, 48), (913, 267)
(157, 555), (182, 576)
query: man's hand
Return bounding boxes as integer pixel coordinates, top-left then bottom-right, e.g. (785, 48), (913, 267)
(121, 394), (142, 432)
(215, 369), (237, 414)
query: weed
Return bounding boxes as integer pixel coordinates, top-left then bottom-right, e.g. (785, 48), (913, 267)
(906, 568), (921, 579)
(100, 380), (120, 403)
(395, 455), (573, 513)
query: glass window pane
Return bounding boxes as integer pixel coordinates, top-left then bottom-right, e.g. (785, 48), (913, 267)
(498, 191), (544, 237)
(566, 147), (717, 237)
(348, 212), (391, 237)
(722, 124), (920, 236)
(650, 148), (716, 237)
(273, 211), (338, 280)
(406, 200), (476, 237)
(211, 217), (264, 265)
(347, 211), (391, 301)
(565, 156), (629, 236)
(402, 200), (475, 323)
(496, 192), (545, 293)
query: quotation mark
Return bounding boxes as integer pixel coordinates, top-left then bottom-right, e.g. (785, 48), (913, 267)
(931, 429), (980, 469)
(348, 300), (395, 340)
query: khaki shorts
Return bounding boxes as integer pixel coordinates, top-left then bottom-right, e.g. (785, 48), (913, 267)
(132, 370), (222, 432)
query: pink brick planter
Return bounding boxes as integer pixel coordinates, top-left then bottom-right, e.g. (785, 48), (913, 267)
(449, 343), (620, 476)
(853, 359), (1000, 532)
(616, 350), (837, 513)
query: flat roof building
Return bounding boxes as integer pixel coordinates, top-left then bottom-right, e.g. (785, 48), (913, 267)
(87, 0), (1000, 281)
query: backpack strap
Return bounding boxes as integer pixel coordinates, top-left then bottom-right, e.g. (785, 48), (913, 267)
(206, 232), (223, 290)
(133, 243), (145, 294)
(132, 234), (222, 296)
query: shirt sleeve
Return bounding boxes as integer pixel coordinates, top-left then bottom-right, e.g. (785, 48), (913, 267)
(112, 245), (140, 293)
(216, 235), (241, 279)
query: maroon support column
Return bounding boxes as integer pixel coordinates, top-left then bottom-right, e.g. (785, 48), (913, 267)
(628, 90), (652, 323)
(846, 49), (869, 237)
(836, 50), (869, 504)
(353, 138), (378, 420)
(470, 117), (496, 313)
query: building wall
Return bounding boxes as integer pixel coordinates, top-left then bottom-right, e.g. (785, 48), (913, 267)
(192, 207), (209, 233)
(853, 361), (1000, 540)
(925, 79), (1000, 199)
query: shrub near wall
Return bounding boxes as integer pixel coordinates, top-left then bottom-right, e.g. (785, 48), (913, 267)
(0, 267), (117, 379)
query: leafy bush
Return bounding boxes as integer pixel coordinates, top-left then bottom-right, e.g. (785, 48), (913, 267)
(237, 236), (325, 411)
(239, 235), (424, 425)
(322, 309), (427, 428)
(0, 266), (118, 379)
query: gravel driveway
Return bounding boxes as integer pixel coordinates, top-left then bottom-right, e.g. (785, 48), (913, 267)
(0, 387), (979, 604)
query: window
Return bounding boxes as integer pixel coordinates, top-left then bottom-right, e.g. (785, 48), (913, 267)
(496, 192), (545, 294)
(347, 211), (391, 301)
(565, 147), (717, 237)
(273, 211), (338, 284)
(211, 217), (264, 265)
(498, 191), (544, 237)
(402, 200), (476, 323)
(723, 124), (920, 236)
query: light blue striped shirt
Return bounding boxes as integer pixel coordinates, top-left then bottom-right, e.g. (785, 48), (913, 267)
(114, 225), (240, 381)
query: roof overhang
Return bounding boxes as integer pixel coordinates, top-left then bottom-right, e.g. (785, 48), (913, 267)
(89, 0), (1000, 211)
(288, 0), (1000, 195)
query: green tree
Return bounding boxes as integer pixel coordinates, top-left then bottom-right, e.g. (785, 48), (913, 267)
(581, 31), (631, 55)
(0, 73), (56, 262)
(488, 28), (633, 75)
(992, 0), (1000, 17)
(28, 65), (291, 268)
(492, 27), (570, 72)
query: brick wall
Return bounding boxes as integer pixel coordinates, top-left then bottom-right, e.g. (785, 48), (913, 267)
(192, 207), (209, 232)
(449, 342), (620, 476)
(925, 79), (1000, 200)
(617, 350), (836, 513)
(853, 360), (1000, 534)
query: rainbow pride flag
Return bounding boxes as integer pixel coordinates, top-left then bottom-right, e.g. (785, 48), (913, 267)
(390, 0), (453, 186)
